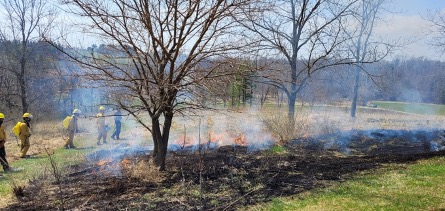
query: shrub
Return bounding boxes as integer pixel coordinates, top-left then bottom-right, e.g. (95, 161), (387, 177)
(260, 111), (310, 143)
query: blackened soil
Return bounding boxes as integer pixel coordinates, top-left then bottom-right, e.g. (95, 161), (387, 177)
(4, 142), (445, 210)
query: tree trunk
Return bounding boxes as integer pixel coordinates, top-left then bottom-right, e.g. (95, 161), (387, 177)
(287, 91), (297, 127)
(20, 21), (28, 114)
(151, 117), (161, 166)
(350, 66), (360, 117)
(19, 74), (28, 114)
(151, 111), (174, 171)
(20, 49), (27, 114)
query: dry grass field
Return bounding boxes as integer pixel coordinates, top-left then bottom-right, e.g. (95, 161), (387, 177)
(1, 104), (445, 210)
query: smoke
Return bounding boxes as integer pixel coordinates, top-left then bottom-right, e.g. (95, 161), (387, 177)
(400, 89), (423, 103)
(296, 129), (445, 155)
(79, 111), (152, 176)
(168, 109), (274, 152)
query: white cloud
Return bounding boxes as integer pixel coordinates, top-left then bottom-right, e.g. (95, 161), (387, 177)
(374, 14), (444, 60)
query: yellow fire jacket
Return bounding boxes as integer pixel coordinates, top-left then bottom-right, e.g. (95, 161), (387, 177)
(96, 113), (106, 129)
(0, 125), (6, 147)
(68, 116), (78, 132)
(19, 122), (31, 140)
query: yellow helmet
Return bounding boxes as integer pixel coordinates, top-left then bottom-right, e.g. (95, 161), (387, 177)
(99, 106), (105, 111)
(0, 113), (4, 119)
(73, 109), (81, 114)
(23, 113), (33, 118)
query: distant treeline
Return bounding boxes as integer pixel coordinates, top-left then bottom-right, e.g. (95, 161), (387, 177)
(1, 41), (444, 119)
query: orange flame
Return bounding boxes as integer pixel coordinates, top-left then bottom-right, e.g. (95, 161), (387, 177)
(175, 135), (195, 147)
(172, 131), (253, 147)
(234, 134), (247, 146)
(97, 159), (112, 166)
(121, 158), (132, 169)
(209, 131), (224, 145)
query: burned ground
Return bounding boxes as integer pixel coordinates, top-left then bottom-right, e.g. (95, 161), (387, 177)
(4, 129), (445, 210)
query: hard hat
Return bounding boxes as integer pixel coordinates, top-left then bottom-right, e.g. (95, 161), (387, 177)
(73, 109), (81, 114)
(0, 113), (4, 119)
(23, 113), (33, 118)
(99, 106), (105, 111)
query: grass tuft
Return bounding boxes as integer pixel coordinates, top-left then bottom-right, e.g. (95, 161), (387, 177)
(10, 179), (26, 199)
(269, 145), (286, 154)
(128, 159), (166, 183)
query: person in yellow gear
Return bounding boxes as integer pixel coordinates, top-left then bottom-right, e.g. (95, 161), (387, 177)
(64, 109), (81, 149)
(19, 113), (32, 158)
(0, 113), (10, 172)
(96, 106), (108, 145)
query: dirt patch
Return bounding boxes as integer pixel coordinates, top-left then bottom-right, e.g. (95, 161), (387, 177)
(4, 129), (445, 210)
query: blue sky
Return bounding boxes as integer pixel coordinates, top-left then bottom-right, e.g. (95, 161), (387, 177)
(57, 0), (445, 61)
(1, 1), (444, 61)
(394, 0), (445, 15)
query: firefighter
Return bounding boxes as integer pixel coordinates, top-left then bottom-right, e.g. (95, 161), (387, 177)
(64, 109), (81, 149)
(0, 113), (10, 172)
(96, 106), (108, 145)
(111, 109), (122, 140)
(19, 113), (32, 158)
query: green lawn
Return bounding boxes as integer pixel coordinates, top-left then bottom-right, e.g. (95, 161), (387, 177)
(0, 136), (93, 206)
(248, 157), (445, 211)
(371, 101), (445, 115)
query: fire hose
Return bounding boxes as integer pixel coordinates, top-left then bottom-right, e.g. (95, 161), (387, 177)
(0, 156), (7, 164)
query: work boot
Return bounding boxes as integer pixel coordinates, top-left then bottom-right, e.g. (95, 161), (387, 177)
(20, 155), (30, 159)
(97, 141), (102, 146)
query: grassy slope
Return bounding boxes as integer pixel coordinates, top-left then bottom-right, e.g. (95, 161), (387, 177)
(371, 101), (445, 115)
(248, 157), (445, 211)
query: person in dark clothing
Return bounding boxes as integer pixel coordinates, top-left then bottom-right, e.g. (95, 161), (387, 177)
(0, 112), (10, 172)
(111, 109), (122, 140)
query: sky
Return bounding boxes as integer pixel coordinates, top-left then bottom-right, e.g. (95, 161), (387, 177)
(1, 1), (445, 61)
(58, 0), (445, 61)
(381, 0), (445, 60)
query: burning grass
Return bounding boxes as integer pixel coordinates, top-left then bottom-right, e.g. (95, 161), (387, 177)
(260, 105), (445, 142)
(2, 105), (445, 209)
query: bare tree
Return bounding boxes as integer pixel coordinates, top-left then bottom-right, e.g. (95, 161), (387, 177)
(237, 0), (358, 125)
(428, 9), (445, 53)
(0, 0), (57, 113)
(54, 0), (250, 171)
(345, 0), (393, 117)
(200, 58), (246, 108)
